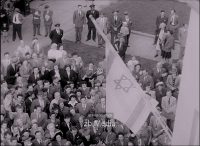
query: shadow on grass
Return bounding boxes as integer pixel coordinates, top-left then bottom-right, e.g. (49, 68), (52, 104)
(44, 39), (157, 71)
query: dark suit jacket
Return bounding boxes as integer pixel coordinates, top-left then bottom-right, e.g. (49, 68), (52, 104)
(60, 122), (72, 138)
(50, 69), (62, 81)
(86, 9), (99, 27)
(65, 131), (83, 145)
(109, 15), (122, 33)
(6, 64), (19, 85)
(49, 29), (63, 44)
(156, 15), (168, 28)
(40, 70), (51, 82)
(25, 98), (33, 116)
(28, 73), (42, 85)
(73, 10), (86, 27)
(60, 69), (78, 87)
(155, 87), (167, 109)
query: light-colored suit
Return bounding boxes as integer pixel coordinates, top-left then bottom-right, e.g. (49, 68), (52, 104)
(43, 10), (53, 36)
(166, 75), (180, 91)
(161, 96), (177, 117)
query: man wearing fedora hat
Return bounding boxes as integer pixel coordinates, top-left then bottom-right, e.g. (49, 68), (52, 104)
(109, 10), (122, 45)
(43, 5), (53, 37)
(86, 4), (99, 42)
(49, 23), (64, 46)
(12, 8), (24, 41)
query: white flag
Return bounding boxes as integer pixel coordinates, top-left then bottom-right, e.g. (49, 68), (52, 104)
(106, 43), (157, 134)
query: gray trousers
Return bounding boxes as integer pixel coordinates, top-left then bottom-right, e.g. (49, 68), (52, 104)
(44, 23), (52, 36)
(75, 26), (83, 42)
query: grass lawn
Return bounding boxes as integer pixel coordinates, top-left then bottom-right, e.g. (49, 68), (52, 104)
(44, 40), (157, 71)
(101, 0), (191, 35)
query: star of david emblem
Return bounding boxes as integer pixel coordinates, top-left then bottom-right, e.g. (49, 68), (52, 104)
(114, 75), (135, 93)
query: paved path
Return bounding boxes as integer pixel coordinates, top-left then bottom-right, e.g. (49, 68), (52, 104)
(1, 0), (180, 62)
(1, 0), (113, 58)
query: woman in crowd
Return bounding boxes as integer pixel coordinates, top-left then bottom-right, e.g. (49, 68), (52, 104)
(154, 23), (167, 58)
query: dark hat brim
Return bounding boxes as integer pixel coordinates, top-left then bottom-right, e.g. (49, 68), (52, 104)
(44, 5), (49, 9)
(90, 4), (95, 7)
(55, 24), (60, 27)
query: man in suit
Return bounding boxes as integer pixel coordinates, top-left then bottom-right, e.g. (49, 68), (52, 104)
(75, 96), (92, 116)
(155, 82), (167, 109)
(86, 4), (99, 41)
(151, 62), (168, 84)
(166, 70), (180, 92)
(65, 126), (83, 145)
(95, 97), (106, 114)
(73, 4), (86, 44)
(6, 56), (19, 85)
(30, 105), (47, 129)
(49, 23), (64, 46)
(168, 9), (179, 38)
(60, 65), (78, 88)
(28, 67), (41, 85)
(96, 12), (108, 48)
(30, 91), (48, 113)
(32, 131), (45, 146)
(109, 10), (122, 45)
(60, 114), (73, 138)
(139, 69), (154, 90)
(123, 11), (133, 46)
(161, 90), (177, 131)
(43, 5), (53, 37)
(156, 10), (168, 30)
(32, 8), (41, 36)
(114, 133), (129, 146)
(12, 8), (24, 41)
(154, 10), (168, 44)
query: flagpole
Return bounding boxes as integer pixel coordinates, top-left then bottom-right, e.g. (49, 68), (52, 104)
(89, 15), (173, 141)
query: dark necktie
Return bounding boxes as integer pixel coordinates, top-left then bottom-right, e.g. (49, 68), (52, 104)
(114, 18), (117, 25)
(168, 97), (171, 105)
(15, 15), (17, 22)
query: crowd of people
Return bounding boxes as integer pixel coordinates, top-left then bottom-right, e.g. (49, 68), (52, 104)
(1, 1), (188, 146)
